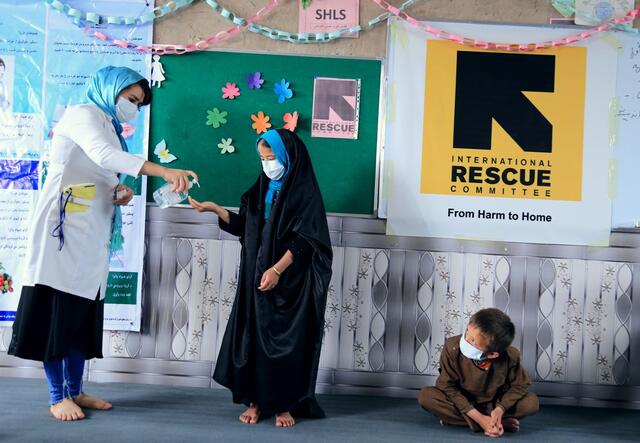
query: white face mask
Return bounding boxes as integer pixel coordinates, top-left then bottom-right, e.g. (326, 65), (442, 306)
(115, 98), (138, 123)
(460, 334), (486, 361)
(261, 159), (285, 180)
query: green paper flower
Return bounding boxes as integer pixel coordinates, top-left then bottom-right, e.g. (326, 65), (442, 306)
(206, 107), (228, 128)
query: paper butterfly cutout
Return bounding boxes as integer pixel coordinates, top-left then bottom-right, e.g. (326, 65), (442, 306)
(283, 111), (299, 132)
(251, 111), (272, 134)
(154, 139), (177, 164)
(206, 108), (228, 128)
(247, 72), (264, 89)
(221, 82), (240, 99)
(218, 138), (236, 154)
(274, 79), (293, 104)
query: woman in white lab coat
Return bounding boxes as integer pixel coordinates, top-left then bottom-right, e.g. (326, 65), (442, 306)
(8, 66), (197, 421)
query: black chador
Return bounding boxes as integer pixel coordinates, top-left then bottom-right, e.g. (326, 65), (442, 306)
(213, 129), (333, 418)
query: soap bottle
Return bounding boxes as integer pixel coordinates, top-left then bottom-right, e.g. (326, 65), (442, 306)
(153, 179), (199, 208)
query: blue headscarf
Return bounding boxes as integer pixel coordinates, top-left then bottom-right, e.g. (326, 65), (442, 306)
(85, 65), (144, 149)
(257, 129), (291, 219)
(85, 66), (145, 255)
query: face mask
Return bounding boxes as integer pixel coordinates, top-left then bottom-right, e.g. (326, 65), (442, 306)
(261, 159), (285, 180)
(115, 98), (138, 123)
(460, 334), (486, 361)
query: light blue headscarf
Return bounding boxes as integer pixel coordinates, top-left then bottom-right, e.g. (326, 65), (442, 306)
(257, 130), (290, 220)
(85, 66), (145, 255)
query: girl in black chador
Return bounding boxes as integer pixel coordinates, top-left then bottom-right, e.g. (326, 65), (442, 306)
(189, 128), (332, 427)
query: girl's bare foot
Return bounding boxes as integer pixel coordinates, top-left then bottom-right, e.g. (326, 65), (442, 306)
(73, 393), (113, 410)
(50, 398), (85, 421)
(239, 404), (260, 424)
(502, 417), (520, 432)
(275, 412), (295, 428)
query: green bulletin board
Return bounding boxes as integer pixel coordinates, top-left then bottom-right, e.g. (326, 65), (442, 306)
(148, 50), (382, 215)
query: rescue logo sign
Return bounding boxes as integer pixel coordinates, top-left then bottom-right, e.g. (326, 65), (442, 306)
(420, 41), (587, 201)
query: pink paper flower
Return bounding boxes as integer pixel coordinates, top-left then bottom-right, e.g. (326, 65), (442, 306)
(283, 111), (299, 132)
(121, 123), (135, 138)
(221, 82), (240, 99)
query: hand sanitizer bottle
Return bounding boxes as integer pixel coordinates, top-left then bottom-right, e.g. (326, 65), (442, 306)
(153, 179), (199, 209)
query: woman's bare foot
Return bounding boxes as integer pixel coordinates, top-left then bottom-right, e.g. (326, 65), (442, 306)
(239, 404), (260, 424)
(73, 393), (113, 410)
(275, 412), (295, 428)
(502, 417), (520, 432)
(50, 398), (85, 421)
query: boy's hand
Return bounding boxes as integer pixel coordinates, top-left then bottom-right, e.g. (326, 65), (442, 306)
(477, 414), (504, 438)
(489, 407), (505, 436)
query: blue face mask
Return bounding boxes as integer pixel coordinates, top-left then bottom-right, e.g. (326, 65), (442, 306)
(460, 334), (486, 361)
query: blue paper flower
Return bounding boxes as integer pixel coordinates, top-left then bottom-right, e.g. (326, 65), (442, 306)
(274, 79), (293, 104)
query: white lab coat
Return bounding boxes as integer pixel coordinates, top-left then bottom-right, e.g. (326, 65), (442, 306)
(22, 104), (145, 301)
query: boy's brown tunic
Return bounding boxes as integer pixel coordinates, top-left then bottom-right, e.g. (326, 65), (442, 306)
(419, 335), (538, 431)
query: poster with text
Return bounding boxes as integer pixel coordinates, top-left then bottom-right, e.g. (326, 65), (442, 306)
(384, 20), (614, 245)
(311, 77), (360, 139)
(0, 0), (153, 330)
(298, 0), (359, 37)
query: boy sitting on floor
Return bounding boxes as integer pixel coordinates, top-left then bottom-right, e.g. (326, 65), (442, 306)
(419, 308), (539, 438)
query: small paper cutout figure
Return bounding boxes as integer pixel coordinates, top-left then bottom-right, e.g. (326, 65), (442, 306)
(247, 72), (264, 89)
(154, 139), (177, 163)
(251, 111), (272, 134)
(218, 138), (236, 154)
(283, 111), (299, 132)
(206, 108), (228, 128)
(274, 79), (293, 104)
(151, 55), (166, 88)
(121, 123), (135, 138)
(222, 82), (240, 99)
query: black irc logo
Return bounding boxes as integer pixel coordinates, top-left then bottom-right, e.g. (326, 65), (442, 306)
(453, 52), (555, 153)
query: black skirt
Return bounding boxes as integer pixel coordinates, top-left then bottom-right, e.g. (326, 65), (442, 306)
(8, 284), (104, 362)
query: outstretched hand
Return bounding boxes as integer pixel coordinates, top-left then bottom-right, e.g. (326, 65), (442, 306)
(188, 197), (216, 213)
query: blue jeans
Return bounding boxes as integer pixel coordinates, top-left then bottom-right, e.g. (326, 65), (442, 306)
(43, 349), (85, 405)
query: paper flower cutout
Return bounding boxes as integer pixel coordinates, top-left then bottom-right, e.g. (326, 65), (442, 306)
(221, 82), (240, 99)
(283, 111), (299, 132)
(154, 139), (177, 164)
(121, 123), (135, 138)
(274, 79), (293, 104)
(251, 111), (272, 134)
(206, 107), (228, 128)
(218, 138), (236, 154)
(247, 72), (264, 89)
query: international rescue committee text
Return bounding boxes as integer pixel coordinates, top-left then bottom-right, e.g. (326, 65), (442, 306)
(449, 155), (552, 198)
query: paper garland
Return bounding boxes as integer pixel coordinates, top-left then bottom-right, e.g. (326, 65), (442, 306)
(74, 0), (283, 55)
(370, 0), (639, 51)
(46, 0), (640, 55)
(42, 0), (196, 25)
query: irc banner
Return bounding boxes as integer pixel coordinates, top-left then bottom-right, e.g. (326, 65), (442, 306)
(384, 20), (614, 245)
